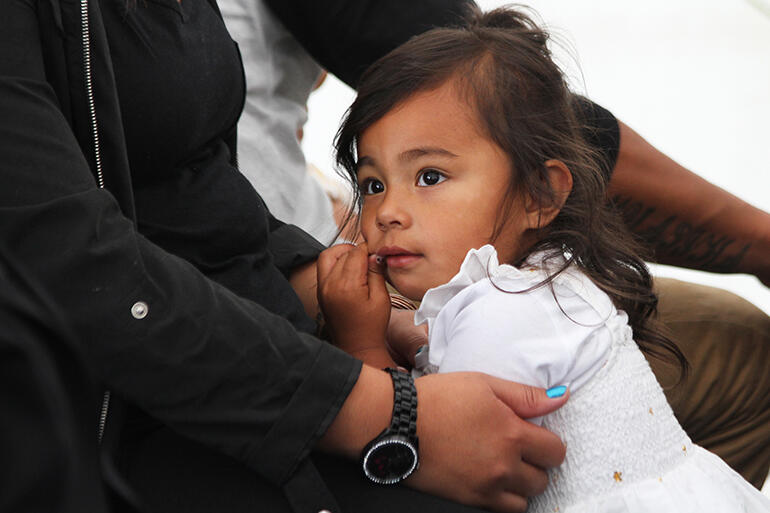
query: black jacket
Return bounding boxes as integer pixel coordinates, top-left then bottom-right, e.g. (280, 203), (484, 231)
(0, 245), (113, 513)
(1, 0), (363, 494)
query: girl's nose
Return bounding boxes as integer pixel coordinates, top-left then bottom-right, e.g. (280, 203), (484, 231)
(375, 192), (411, 231)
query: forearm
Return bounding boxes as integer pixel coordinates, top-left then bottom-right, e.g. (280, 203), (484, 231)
(318, 364), (392, 458)
(609, 121), (770, 285)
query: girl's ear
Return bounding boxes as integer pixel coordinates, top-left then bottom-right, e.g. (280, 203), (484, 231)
(524, 159), (573, 229)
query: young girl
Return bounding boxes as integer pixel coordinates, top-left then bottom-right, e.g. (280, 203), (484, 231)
(317, 6), (770, 513)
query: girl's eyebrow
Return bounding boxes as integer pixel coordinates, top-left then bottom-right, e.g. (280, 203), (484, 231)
(356, 155), (375, 170)
(356, 147), (458, 171)
(399, 147), (458, 163)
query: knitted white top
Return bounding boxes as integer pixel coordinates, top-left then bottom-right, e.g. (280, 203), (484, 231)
(415, 245), (770, 512)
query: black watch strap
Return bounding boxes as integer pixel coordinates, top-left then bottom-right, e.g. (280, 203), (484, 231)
(360, 368), (420, 484)
(385, 368), (418, 443)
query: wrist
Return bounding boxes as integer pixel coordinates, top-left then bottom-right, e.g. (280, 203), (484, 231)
(334, 331), (387, 352)
(360, 368), (420, 484)
(348, 347), (397, 369)
(318, 365), (392, 459)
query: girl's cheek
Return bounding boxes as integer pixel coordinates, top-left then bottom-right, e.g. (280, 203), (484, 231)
(359, 214), (376, 241)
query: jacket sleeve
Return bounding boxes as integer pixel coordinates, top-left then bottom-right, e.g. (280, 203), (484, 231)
(0, 0), (360, 487)
(264, 0), (621, 175)
(264, 0), (471, 88)
(267, 211), (326, 276)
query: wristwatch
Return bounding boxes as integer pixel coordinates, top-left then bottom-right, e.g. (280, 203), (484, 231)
(360, 368), (419, 484)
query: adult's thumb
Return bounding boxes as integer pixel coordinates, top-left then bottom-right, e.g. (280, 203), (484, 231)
(486, 376), (569, 419)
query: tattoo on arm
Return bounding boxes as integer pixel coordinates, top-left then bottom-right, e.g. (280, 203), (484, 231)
(612, 195), (751, 272)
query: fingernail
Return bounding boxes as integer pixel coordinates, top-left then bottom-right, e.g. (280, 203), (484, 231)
(546, 385), (567, 398)
(375, 256), (384, 265)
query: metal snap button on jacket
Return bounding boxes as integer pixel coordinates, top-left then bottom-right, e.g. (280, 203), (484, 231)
(131, 301), (148, 319)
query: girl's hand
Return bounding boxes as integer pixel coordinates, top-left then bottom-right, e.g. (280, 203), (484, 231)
(317, 243), (392, 365)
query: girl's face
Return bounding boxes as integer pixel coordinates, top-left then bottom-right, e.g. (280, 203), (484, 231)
(357, 81), (536, 300)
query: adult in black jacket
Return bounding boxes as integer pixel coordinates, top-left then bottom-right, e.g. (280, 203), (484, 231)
(0, 1), (571, 512)
(1, 1), (768, 512)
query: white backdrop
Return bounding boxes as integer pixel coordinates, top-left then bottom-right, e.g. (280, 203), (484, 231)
(301, 0), (770, 318)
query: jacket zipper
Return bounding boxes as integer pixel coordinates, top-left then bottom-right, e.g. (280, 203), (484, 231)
(80, 0), (110, 443)
(80, 0), (105, 189)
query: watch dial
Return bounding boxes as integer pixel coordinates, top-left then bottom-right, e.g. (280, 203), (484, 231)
(364, 440), (417, 483)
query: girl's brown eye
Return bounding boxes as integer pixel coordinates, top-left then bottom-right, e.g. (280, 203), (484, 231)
(361, 178), (385, 195)
(417, 169), (446, 187)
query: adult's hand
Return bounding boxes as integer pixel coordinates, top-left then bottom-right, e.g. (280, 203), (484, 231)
(320, 366), (568, 513)
(410, 372), (568, 512)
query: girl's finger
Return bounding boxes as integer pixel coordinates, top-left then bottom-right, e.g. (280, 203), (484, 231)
(317, 243), (355, 282)
(368, 252), (386, 275)
(366, 253), (388, 300)
(339, 244), (369, 286)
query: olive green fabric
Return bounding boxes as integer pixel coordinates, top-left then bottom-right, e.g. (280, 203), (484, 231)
(652, 278), (770, 489)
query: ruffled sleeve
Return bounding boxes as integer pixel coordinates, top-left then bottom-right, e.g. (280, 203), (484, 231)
(416, 245), (612, 397)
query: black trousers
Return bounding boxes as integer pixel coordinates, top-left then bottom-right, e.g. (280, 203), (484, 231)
(121, 424), (484, 513)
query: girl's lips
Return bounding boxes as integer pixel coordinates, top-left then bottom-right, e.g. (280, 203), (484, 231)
(376, 246), (422, 269)
(384, 254), (422, 269)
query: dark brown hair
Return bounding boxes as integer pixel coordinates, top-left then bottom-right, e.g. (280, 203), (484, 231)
(335, 5), (686, 374)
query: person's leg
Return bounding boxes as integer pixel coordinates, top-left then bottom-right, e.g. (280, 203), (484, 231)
(122, 425), (485, 513)
(649, 277), (770, 489)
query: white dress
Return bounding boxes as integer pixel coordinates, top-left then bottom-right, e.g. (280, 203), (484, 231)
(414, 245), (770, 513)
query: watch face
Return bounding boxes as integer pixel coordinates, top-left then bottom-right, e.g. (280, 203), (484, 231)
(362, 437), (418, 484)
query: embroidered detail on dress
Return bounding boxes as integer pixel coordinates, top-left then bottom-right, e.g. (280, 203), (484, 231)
(613, 471), (623, 482)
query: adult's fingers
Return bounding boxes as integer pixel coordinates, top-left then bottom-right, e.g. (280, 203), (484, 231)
(519, 420), (567, 470)
(487, 492), (528, 513)
(486, 376), (569, 420)
(505, 458), (550, 498)
(408, 372), (562, 513)
(485, 377), (568, 469)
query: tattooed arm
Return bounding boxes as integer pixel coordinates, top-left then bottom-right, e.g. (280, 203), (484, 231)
(608, 122), (770, 287)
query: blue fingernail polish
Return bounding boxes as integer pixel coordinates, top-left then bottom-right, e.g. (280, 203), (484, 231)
(546, 385), (566, 398)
